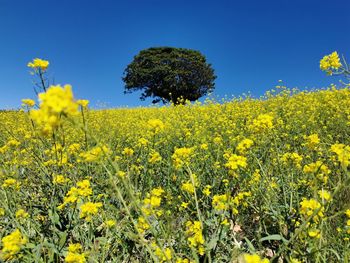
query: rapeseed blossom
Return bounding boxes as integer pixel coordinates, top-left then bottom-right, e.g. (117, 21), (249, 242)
(15, 209), (29, 219)
(243, 254), (269, 263)
(65, 243), (86, 263)
(58, 179), (93, 209)
(185, 221), (205, 255)
(172, 147), (194, 169)
(79, 145), (111, 162)
(79, 202), (103, 221)
(76, 99), (89, 107)
(318, 189), (331, 202)
(320, 51), (342, 74)
(0, 229), (27, 261)
(2, 178), (20, 190)
(212, 194), (230, 211)
(141, 187), (165, 216)
(149, 151), (162, 163)
(225, 154), (247, 171)
(331, 143), (350, 168)
(250, 114), (274, 132)
(30, 85), (78, 134)
(150, 242), (172, 262)
(300, 198), (324, 222)
(236, 138), (254, 153)
(1, 55), (350, 261)
(147, 119), (165, 134)
(281, 152), (303, 168)
(27, 58), (49, 71)
(136, 216), (150, 233)
(21, 99), (35, 107)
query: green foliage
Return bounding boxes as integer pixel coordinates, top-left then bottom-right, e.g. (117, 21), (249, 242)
(122, 47), (216, 104)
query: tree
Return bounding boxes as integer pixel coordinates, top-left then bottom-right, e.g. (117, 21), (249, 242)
(122, 47), (216, 104)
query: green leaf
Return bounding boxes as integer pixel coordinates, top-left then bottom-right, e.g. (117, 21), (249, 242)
(49, 209), (61, 227)
(59, 231), (68, 248)
(260, 234), (284, 242)
(206, 236), (219, 250)
(244, 237), (255, 252)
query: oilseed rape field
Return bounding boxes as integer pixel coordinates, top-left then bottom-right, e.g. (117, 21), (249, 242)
(1, 53), (350, 262)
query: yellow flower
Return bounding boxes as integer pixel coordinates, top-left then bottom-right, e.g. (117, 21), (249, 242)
(305, 134), (320, 149)
(345, 209), (350, 218)
(225, 154), (247, 171)
(64, 252), (86, 263)
(122, 147), (134, 156)
(79, 202), (103, 222)
(320, 51), (342, 74)
(303, 161), (330, 175)
(0, 229), (27, 261)
(212, 194), (230, 211)
(243, 253), (269, 263)
(68, 243), (83, 253)
(231, 191), (251, 215)
(250, 114), (274, 132)
(147, 119), (165, 133)
(150, 242), (172, 262)
(181, 182), (195, 194)
(331, 143), (350, 168)
(299, 198), (324, 222)
(105, 220), (116, 228)
(176, 258), (193, 263)
(76, 180), (93, 197)
(149, 151), (162, 164)
(136, 216), (150, 233)
(0, 208), (5, 217)
(202, 185), (212, 196)
(65, 243), (86, 263)
(236, 138), (254, 153)
(58, 180), (93, 209)
(281, 152), (303, 168)
(181, 202), (189, 209)
(21, 99), (35, 107)
(15, 209), (29, 219)
(308, 229), (321, 238)
(185, 221), (205, 255)
(2, 178), (20, 190)
(318, 189), (331, 201)
(30, 85), (78, 134)
(221, 218), (229, 226)
(149, 196), (162, 207)
(172, 147), (194, 169)
(79, 145), (111, 162)
(151, 187), (165, 197)
(27, 58), (49, 71)
(116, 170), (127, 178)
(222, 179), (229, 187)
(200, 143), (208, 150)
(53, 175), (70, 185)
(76, 99), (89, 107)
(141, 187), (165, 216)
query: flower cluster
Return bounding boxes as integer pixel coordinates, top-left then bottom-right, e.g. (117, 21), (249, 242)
(30, 85), (78, 134)
(320, 51), (342, 74)
(185, 220), (205, 255)
(0, 229), (27, 261)
(58, 179), (93, 209)
(27, 58), (49, 71)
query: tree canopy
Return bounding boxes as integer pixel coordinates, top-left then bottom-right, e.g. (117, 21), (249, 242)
(122, 47), (216, 104)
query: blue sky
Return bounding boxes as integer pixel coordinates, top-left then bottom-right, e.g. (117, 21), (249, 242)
(0, 0), (349, 109)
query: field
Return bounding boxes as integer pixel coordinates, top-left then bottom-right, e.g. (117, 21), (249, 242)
(1, 81), (350, 263)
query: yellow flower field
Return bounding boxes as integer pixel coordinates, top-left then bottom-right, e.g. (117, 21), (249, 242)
(1, 55), (350, 262)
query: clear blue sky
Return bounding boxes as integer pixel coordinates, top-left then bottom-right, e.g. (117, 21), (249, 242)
(0, 0), (349, 109)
